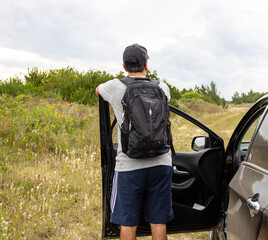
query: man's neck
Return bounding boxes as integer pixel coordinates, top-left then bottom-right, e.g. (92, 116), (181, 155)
(128, 72), (146, 78)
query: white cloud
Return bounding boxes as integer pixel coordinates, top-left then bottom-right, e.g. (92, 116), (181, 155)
(0, 47), (122, 80)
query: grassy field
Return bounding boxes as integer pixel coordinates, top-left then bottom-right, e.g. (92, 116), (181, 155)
(0, 95), (251, 239)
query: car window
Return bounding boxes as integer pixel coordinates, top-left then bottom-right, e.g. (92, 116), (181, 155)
(170, 112), (208, 152)
(247, 110), (268, 170)
(231, 107), (265, 171)
(239, 115), (262, 152)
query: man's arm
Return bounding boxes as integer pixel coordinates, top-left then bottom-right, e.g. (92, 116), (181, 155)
(95, 80), (115, 103)
(96, 85), (100, 96)
(159, 82), (170, 102)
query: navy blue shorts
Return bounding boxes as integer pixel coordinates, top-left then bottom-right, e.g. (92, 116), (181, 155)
(110, 165), (174, 226)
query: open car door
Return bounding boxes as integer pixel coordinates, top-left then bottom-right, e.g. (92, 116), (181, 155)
(223, 96), (268, 240)
(99, 96), (226, 239)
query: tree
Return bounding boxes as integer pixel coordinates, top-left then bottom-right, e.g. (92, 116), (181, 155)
(194, 81), (226, 107)
(231, 90), (267, 104)
(146, 69), (160, 80)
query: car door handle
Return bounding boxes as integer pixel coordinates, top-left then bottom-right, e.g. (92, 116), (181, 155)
(173, 166), (190, 176)
(247, 194), (260, 217)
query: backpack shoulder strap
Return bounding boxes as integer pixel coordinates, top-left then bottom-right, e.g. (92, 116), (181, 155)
(120, 77), (134, 86)
(150, 79), (160, 86)
(120, 77), (159, 87)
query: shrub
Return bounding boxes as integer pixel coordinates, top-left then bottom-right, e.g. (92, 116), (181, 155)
(0, 77), (25, 96)
(0, 68), (115, 105)
(181, 91), (215, 104)
(25, 67), (48, 86)
(0, 94), (94, 153)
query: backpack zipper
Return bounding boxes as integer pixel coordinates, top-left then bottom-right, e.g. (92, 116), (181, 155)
(129, 121), (132, 131)
(149, 107), (153, 139)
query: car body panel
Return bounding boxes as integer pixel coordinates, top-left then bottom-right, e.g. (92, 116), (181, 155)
(224, 97), (268, 240)
(226, 163), (268, 240)
(257, 208), (268, 240)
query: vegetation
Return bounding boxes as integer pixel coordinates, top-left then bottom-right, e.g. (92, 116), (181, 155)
(0, 67), (259, 239)
(232, 89), (267, 104)
(164, 80), (227, 108)
(1, 67), (266, 107)
(0, 94), (101, 239)
(0, 67), (114, 105)
(194, 81), (226, 107)
(0, 91), (251, 239)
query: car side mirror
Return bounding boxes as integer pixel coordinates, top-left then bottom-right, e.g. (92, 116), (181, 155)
(192, 136), (209, 151)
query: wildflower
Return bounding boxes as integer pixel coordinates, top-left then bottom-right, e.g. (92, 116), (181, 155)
(0, 129), (2, 131)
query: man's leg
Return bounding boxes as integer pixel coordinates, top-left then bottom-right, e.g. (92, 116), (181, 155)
(120, 226), (137, 240)
(143, 166), (173, 240)
(150, 223), (167, 240)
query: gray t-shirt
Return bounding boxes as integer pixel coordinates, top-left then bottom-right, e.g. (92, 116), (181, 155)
(99, 78), (172, 172)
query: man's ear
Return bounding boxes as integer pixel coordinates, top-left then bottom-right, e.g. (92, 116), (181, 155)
(144, 62), (148, 71)
(123, 64), (128, 72)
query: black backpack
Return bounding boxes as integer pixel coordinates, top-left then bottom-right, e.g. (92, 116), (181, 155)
(120, 77), (172, 159)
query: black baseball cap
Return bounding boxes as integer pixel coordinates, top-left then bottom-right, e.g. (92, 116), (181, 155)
(123, 44), (149, 67)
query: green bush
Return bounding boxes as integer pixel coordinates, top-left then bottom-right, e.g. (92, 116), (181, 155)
(0, 67), (234, 107)
(25, 67), (48, 86)
(0, 67), (114, 105)
(0, 94), (93, 153)
(0, 77), (25, 96)
(181, 91), (215, 104)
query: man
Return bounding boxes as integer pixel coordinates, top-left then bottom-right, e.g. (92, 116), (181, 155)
(96, 44), (173, 240)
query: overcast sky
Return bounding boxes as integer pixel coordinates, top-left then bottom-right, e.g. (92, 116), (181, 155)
(0, 0), (268, 100)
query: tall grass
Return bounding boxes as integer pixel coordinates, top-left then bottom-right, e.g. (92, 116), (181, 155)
(0, 94), (102, 239)
(0, 90), (251, 239)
